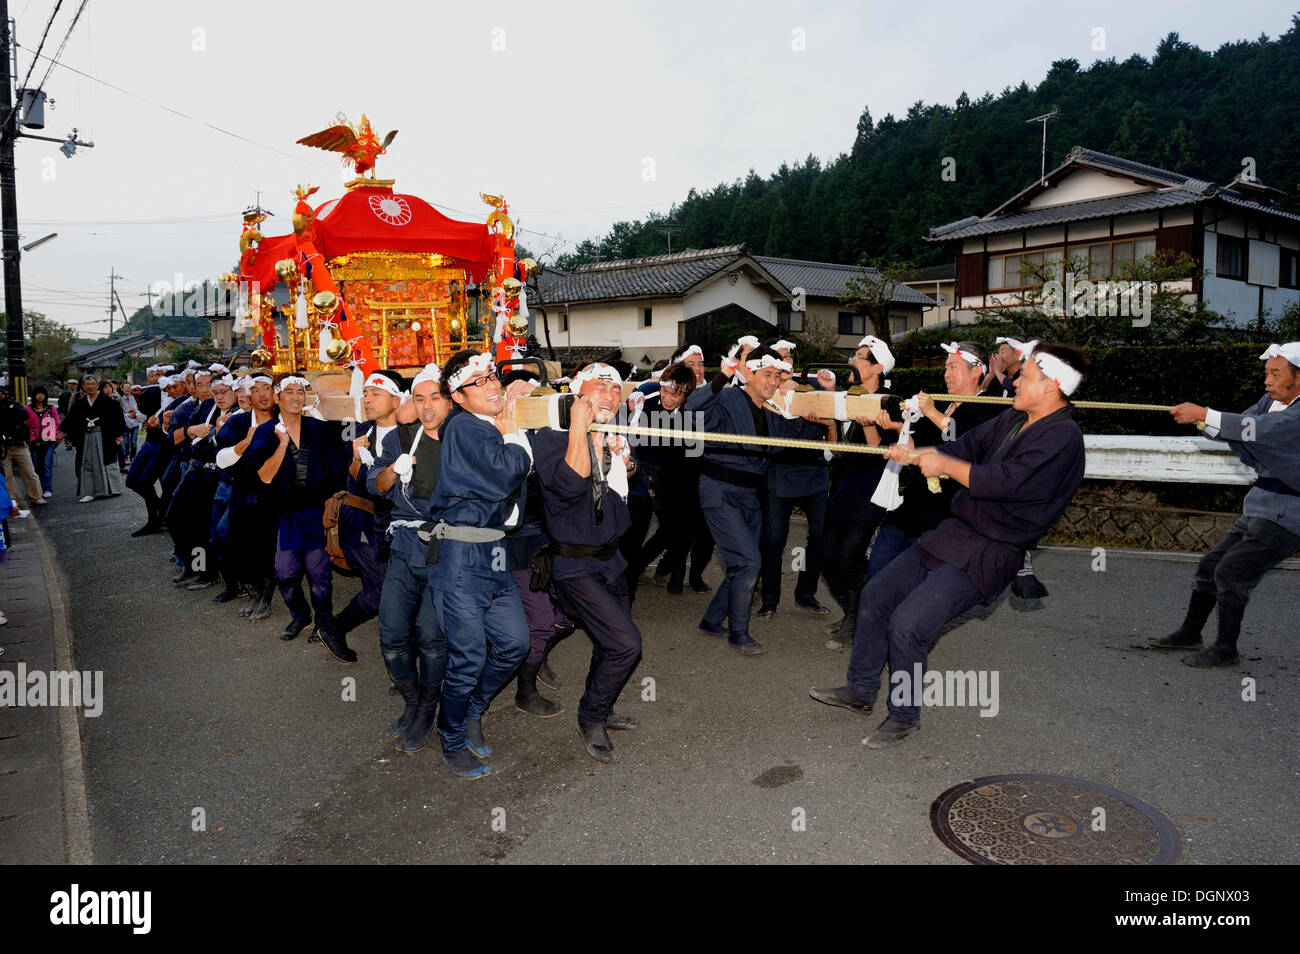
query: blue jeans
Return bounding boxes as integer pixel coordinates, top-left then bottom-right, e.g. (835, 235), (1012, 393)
(31, 443), (55, 493)
(698, 475), (762, 637)
(379, 551), (446, 687)
(847, 545), (983, 725)
(431, 580), (530, 751)
(760, 489), (827, 607)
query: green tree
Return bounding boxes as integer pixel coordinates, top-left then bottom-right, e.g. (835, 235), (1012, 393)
(839, 256), (916, 340)
(0, 309), (78, 391)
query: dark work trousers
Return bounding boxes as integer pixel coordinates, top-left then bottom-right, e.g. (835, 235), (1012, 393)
(821, 478), (886, 610)
(698, 474), (762, 637)
(513, 568), (562, 663)
(760, 489), (828, 608)
(1192, 514), (1300, 610)
(550, 570), (643, 728)
(865, 522), (916, 581)
(158, 453), (187, 515)
(227, 493), (276, 586)
(431, 581), (530, 751)
(846, 544), (983, 726)
(619, 493), (654, 600)
(125, 441), (171, 523)
(338, 507), (385, 632)
(659, 472), (714, 584)
(168, 465), (217, 571)
(379, 545), (445, 687)
(274, 508), (334, 632)
(210, 480), (235, 585)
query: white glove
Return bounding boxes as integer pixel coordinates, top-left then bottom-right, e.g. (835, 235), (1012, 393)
(358, 447), (375, 468)
(274, 422), (288, 436)
(392, 453), (414, 478)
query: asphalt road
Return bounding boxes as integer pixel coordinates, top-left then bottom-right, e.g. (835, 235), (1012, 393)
(38, 451), (1300, 864)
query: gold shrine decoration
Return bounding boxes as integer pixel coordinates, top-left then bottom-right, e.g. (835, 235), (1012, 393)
(327, 250), (459, 282)
(365, 297), (464, 367)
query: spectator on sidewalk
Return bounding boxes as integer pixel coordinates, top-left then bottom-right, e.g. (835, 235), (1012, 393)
(57, 379), (79, 420)
(0, 385), (46, 509)
(119, 380), (141, 464)
(29, 387), (59, 498)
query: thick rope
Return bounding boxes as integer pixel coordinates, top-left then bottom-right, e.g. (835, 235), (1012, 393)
(589, 422), (945, 492)
(903, 392), (1179, 412)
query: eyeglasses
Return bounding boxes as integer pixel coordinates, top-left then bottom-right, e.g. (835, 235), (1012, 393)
(464, 371), (500, 388)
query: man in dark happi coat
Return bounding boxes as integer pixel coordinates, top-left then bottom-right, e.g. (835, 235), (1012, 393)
(811, 343), (1088, 747)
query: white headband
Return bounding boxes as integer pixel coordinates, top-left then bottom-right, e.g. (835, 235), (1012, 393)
(1259, 342), (1300, 367)
(213, 374), (237, 390)
(147, 364), (161, 373)
(245, 375), (273, 389)
(363, 372), (406, 398)
(857, 335), (895, 374)
(941, 342), (987, 373)
(573, 362), (624, 388)
(995, 336), (1032, 358)
(275, 375), (310, 394)
(448, 352), (495, 392)
(209, 363), (231, 375)
(772, 339), (797, 353)
(678, 345), (703, 361)
(728, 335), (760, 358)
(186, 360), (203, 370)
(157, 376), (174, 388)
(745, 353), (792, 373)
(1027, 345), (1082, 397)
(411, 363), (442, 389)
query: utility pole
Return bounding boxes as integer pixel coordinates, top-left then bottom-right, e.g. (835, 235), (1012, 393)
(1, 1), (25, 400)
(108, 268), (123, 336)
(657, 225), (682, 254)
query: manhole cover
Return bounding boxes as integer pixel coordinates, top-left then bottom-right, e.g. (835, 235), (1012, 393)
(930, 774), (1181, 865)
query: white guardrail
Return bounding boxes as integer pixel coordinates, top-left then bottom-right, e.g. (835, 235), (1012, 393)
(1083, 436), (1255, 485)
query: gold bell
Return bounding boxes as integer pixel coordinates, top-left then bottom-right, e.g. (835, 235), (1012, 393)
(325, 339), (351, 363)
(312, 290), (339, 314)
(250, 348), (273, 368)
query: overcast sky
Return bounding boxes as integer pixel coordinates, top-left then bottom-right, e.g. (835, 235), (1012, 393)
(7, 0), (1295, 337)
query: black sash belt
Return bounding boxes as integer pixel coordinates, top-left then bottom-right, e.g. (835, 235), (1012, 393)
(1254, 476), (1300, 498)
(699, 459), (763, 488)
(529, 540), (619, 592)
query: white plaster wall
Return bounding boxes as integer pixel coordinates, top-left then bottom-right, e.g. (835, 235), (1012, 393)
(685, 268), (780, 323)
(1025, 169), (1151, 208)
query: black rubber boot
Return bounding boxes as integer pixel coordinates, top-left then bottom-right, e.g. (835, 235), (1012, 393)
(538, 626), (574, 690)
(1149, 589), (1216, 650)
(579, 723), (617, 763)
(1184, 597), (1244, 667)
(515, 658), (564, 718)
(826, 590), (859, 651)
(397, 682), (440, 753)
(248, 582), (276, 623)
(388, 677), (421, 739)
(279, 615), (312, 641)
(333, 602), (369, 639)
(212, 564), (243, 603)
(318, 621), (358, 663)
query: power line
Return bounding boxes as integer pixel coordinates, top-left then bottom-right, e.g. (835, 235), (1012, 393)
(15, 0), (61, 96)
(23, 47), (332, 167)
(35, 0), (89, 94)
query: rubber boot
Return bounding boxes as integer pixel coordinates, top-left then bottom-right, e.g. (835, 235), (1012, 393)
(515, 658), (564, 717)
(826, 589), (859, 652)
(1184, 596), (1244, 667)
(388, 677), (421, 740)
(539, 626), (574, 691)
(397, 682), (440, 753)
(318, 619), (358, 663)
(248, 581), (276, 623)
(1148, 589), (1216, 650)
